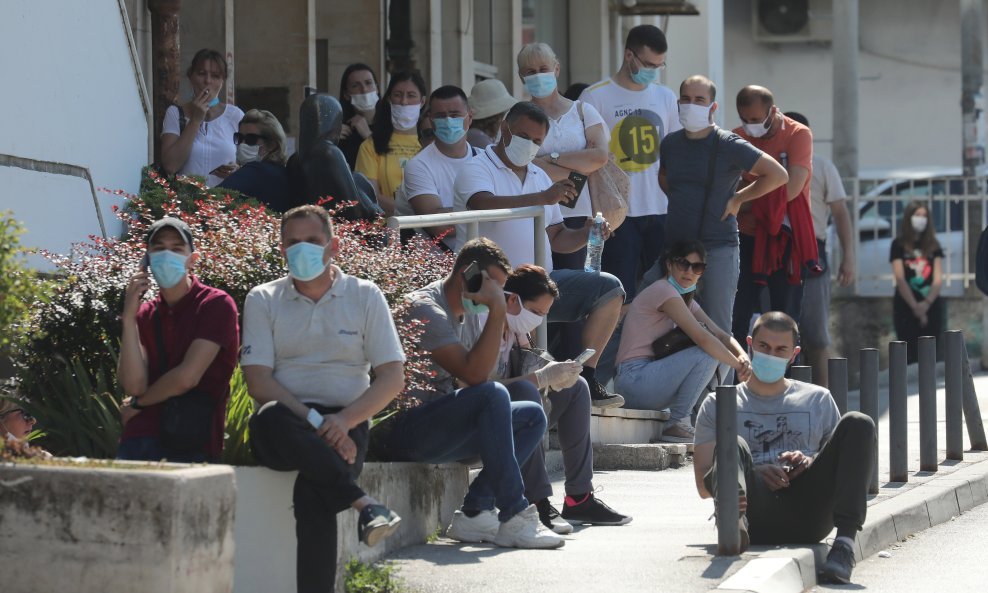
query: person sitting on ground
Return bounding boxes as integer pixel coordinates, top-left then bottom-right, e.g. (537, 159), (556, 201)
(241, 205), (406, 593)
(615, 240), (751, 442)
(218, 109), (292, 212)
(338, 63), (381, 169)
(379, 238), (563, 549)
(498, 264), (632, 532)
(159, 49), (244, 186)
(692, 311), (875, 585)
(467, 79), (518, 149)
(117, 217), (239, 463)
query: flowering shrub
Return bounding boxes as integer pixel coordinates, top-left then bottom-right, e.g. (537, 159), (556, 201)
(0, 213), (50, 355)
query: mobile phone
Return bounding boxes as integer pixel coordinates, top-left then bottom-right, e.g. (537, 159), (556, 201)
(574, 348), (596, 365)
(139, 253), (149, 272)
(462, 260), (483, 293)
(560, 172), (588, 209)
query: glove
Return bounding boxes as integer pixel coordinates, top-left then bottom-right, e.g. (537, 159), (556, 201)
(534, 361), (583, 392)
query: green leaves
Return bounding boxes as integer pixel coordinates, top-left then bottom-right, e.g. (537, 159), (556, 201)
(0, 212), (51, 354)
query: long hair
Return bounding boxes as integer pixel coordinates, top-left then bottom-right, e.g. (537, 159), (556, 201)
(339, 63), (378, 121)
(371, 71), (427, 155)
(898, 200), (941, 257)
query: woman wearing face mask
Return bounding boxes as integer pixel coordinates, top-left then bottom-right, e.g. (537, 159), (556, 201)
(466, 79), (519, 149)
(890, 201), (944, 363)
(0, 396), (37, 441)
(355, 71), (427, 216)
(159, 49), (244, 187)
(517, 43), (610, 271)
(218, 109), (292, 212)
(339, 63), (381, 169)
(614, 240), (751, 442)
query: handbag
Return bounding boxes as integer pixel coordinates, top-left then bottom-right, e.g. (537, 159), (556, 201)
(577, 101), (630, 230)
(153, 311), (215, 456)
(650, 293), (705, 360)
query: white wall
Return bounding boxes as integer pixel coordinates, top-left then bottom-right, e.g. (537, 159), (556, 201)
(0, 0), (148, 267)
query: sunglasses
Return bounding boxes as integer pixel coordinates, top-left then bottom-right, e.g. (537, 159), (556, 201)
(1, 408), (34, 423)
(672, 258), (707, 274)
(233, 132), (267, 146)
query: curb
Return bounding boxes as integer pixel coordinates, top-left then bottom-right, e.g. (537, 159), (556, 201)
(710, 454), (988, 593)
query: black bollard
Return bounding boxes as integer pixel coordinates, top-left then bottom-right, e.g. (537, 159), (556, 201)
(962, 350), (988, 450)
(889, 341), (908, 482)
(860, 348), (880, 493)
(716, 384), (740, 556)
(791, 365), (813, 383)
(829, 358), (849, 415)
(918, 336), (938, 472)
(945, 331), (965, 461)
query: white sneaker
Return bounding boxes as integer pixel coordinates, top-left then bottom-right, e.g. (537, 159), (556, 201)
(446, 509), (499, 543)
(494, 504), (565, 549)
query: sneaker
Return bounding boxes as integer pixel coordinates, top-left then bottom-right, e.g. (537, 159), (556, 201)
(446, 509), (499, 543)
(535, 498), (574, 534)
(713, 510), (749, 554)
(358, 504), (402, 547)
(658, 419), (695, 443)
(560, 493), (632, 525)
(587, 377), (624, 409)
(494, 504), (565, 549)
(818, 539), (856, 584)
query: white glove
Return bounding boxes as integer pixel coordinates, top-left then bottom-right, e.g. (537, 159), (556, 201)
(534, 361), (583, 392)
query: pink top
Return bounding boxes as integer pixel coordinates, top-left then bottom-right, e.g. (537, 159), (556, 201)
(616, 278), (702, 364)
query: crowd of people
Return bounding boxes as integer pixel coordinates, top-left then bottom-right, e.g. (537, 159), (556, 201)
(9, 23), (955, 592)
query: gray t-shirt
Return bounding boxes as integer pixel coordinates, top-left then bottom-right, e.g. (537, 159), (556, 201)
(694, 380), (841, 466)
(404, 280), (484, 401)
(661, 127), (763, 248)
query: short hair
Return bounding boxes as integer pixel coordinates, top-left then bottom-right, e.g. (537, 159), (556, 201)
(429, 85), (469, 110)
(186, 48), (228, 80)
(504, 264), (559, 301)
(281, 205), (334, 240)
(625, 24), (668, 55)
(504, 101), (550, 133)
(240, 109), (289, 165)
(751, 311), (800, 346)
(680, 75), (717, 102)
(453, 238), (512, 276)
(661, 240), (706, 272)
(737, 85), (775, 109)
(784, 111), (809, 127)
(517, 42), (559, 71)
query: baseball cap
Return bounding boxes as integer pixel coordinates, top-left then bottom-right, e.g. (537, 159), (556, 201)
(146, 217), (195, 250)
(468, 79), (519, 120)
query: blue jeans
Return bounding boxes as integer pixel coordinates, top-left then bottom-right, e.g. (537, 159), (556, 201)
(117, 436), (210, 463)
(601, 214), (666, 301)
(384, 381), (546, 521)
(615, 346), (719, 422)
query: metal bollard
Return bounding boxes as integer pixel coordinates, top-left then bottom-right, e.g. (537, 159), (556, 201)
(716, 384), (740, 556)
(888, 341), (908, 482)
(918, 336), (938, 472)
(860, 348), (880, 493)
(829, 358), (849, 415)
(962, 350), (988, 450)
(945, 331), (965, 460)
(790, 365), (813, 383)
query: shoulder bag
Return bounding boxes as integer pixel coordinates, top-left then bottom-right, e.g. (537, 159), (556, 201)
(577, 101), (630, 230)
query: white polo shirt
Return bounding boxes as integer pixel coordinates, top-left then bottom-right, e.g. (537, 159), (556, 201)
(240, 267), (405, 408)
(453, 145), (563, 271)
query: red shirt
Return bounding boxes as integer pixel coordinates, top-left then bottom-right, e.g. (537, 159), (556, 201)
(120, 275), (239, 460)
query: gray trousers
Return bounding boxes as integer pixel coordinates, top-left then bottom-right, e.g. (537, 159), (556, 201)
(508, 379), (594, 501)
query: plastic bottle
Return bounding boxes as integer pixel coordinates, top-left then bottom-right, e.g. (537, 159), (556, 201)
(584, 212), (605, 272)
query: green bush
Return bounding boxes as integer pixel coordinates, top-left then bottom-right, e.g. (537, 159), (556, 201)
(344, 559), (407, 593)
(0, 212), (50, 355)
(222, 367), (255, 466)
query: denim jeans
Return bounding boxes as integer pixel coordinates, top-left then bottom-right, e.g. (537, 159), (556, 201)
(601, 214), (666, 301)
(384, 381), (546, 521)
(615, 346), (719, 422)
(117, 436), (210, 464)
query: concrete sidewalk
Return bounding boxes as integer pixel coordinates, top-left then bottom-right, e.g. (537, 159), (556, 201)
(387, 371), (988, 593)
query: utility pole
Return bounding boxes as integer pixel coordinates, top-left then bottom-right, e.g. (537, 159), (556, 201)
(832, 0), (859, 179)
(961, 0), (985, 178)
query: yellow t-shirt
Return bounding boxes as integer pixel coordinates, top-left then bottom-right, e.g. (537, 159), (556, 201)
(355, 133), (421, 199)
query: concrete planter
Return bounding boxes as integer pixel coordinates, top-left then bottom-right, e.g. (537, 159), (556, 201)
(0, 462), (236, 593)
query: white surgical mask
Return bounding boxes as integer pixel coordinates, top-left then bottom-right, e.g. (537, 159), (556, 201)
(503, 128), (540, 167)
(678, 103), (713, 133)
(350, 91), (379, 112)
(743, 112), (773, 138)
(391, 103), (421, 131)
(911, 215), (928, 233)
(236, 143), (260, 165)
(505, 294), (545, 335)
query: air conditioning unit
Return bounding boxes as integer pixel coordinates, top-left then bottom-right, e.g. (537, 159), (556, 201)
(751, 0), (832, 43)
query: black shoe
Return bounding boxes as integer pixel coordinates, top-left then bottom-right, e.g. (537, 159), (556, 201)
(587, 378), (624, 409)
(358, 504), (402, 547)
(561, 493), (632, 525)
(535, 498), (574, 534)
(819, 539), (856, 584)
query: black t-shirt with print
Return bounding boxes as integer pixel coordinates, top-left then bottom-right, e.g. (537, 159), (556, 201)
(889, 238), (943, 299)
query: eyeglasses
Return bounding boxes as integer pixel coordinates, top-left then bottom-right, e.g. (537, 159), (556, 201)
(0, 409), (34, 423)
(672, 258), (706, 274)
(233, 132), (267, 146)
(631, 50), (667, 71)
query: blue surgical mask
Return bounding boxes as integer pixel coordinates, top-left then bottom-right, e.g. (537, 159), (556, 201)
(523, 72), (558, 98)
(208, 96), (220, 108)
(461, 297), (489, 315)
(631, 64), (658, 85)
(286, 242), (328, 281)
(149, 250), (189, 289)
(432, 117), (467, 144)
(750, 351), (790, 383)
(667, 275), (697, 295)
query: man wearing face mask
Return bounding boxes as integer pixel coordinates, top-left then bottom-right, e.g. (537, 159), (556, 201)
(242, 205), (407, 592)
(117, 217), (239, 463)
(454, 101), (627, 408)
(692, 312), (875, 585)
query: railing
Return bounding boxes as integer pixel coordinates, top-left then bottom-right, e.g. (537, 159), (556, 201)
(387, 206), (548, 348)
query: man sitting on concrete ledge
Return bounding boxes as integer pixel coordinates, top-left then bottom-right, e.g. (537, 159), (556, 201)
(242, 205), (406, 593)
(692, 311), (875, 585)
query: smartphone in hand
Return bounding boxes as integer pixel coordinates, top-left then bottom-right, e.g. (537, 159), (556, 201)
(139, 252), (150, 272)
(574, 348), (596, 364)
(561, 172), (588, 209)
(462, 261), (483, 293)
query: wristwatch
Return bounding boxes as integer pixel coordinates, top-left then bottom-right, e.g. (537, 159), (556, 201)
(129, 398), (144, 410)
(549, 152), (560, 165)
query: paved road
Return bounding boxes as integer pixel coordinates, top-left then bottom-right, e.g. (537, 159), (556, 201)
(811, 500), (988, 592)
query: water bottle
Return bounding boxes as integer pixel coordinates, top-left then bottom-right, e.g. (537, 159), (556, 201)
(584, 212), (605, 272)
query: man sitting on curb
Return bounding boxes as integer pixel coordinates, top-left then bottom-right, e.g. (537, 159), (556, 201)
(242, 205), (406, 593)
(692, 311), (875, 585)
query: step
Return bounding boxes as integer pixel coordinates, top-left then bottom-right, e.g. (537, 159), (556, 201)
(590, 406), (671, 445)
